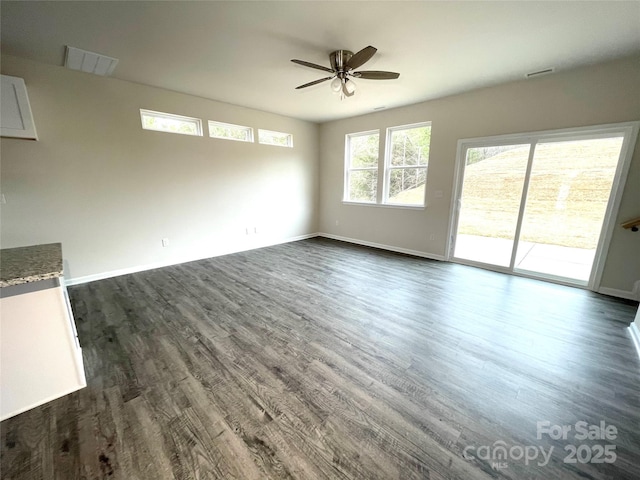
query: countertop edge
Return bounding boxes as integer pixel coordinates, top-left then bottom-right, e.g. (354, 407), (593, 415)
(0, 243), (64, 288)
(0, 270), (64, 288)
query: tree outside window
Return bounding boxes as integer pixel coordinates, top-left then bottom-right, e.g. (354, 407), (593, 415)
(385, 124), (431, 206)
(345, 131), (379, 203)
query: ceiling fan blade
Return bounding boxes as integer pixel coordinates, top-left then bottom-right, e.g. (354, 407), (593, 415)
(291, 59), (334, 73)
(295, 76), (334, 89)
(352, 70), (400, 80)
(346, 46), (377, 70)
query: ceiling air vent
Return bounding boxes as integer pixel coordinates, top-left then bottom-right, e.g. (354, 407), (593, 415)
(64, 46), (118, 76)
(525, 68), (554, 79)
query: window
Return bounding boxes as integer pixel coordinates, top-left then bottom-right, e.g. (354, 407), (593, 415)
(343, 122), (431, 207)
(140, 109), (202, 136)
(345, 131), (379, 203)
(208, 121), (253, 142)
(385, 123), (431, 206)
(258, 129), (293, 147)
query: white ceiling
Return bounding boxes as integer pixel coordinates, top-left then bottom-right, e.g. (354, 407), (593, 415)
(2, 1), (639, 123)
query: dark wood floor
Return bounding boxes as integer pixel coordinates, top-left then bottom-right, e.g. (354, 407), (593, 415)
(2, 237), (639, 479)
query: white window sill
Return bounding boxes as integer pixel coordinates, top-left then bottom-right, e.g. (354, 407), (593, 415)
(342, 201), (426, 210)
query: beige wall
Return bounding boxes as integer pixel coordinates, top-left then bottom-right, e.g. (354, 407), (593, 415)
(2, 53), (639, 294)
(319, 55), (640, 294)
(1, 55), (320, 281)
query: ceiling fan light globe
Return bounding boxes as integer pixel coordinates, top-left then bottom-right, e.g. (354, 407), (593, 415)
(330, 77), (342, 92)
(345, 79), (356, 94)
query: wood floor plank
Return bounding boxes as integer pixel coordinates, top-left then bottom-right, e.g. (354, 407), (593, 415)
(2, 238), (639, 479)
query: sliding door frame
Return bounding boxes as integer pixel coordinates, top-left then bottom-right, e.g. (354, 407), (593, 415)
(446, 121), (639, 291)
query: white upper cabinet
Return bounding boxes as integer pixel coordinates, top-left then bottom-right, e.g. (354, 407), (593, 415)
(1, 74), (38, 140)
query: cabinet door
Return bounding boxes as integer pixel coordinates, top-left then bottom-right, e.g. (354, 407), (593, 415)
(0, 74), (38, 140)
(0, 286), (86, 420)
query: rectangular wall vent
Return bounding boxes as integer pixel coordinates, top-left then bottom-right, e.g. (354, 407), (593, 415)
(64, 46), (118, 76)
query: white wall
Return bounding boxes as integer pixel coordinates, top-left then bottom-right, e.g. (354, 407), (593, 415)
(0, 55), (319, 281)
(634, 305), (640, 352)
(319, 55), (640, 295)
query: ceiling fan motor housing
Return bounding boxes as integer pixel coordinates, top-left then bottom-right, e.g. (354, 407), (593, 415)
(330, 50), (353, 78)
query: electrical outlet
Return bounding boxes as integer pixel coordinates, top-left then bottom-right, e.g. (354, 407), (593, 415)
(335, 220), (339, 226)
(162, 238), (170, 247)
(0, 194), (6, 204)
(429, 234), (435, 241)
(254, 226), (259, 234)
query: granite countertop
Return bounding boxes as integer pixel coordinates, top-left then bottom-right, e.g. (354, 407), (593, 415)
(0, 243), (63, 287)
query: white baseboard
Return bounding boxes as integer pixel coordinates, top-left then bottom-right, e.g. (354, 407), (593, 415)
(317, 233), (445, 261)
(65, 233), (319, 286)
(629, 323), (640, 360)
(597, 286), (639, 301)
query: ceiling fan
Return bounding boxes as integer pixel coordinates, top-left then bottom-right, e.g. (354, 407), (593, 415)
(291, 46), (400, 99)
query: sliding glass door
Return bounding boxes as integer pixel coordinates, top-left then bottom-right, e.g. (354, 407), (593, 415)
(451, 123), (637, 288)
(513, 137), (624, 282)
(453, 144), (530, 267)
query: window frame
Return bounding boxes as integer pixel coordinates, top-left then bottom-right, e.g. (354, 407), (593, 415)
(140, 109), (203, 136)
(383, 122), (431, 207)
(208, 120), (254, 143)
(447, 121), (640, 291)
(343, 129), (380, 204)
(258, 129), (293, 147)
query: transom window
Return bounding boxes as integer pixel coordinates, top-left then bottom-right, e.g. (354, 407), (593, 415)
(258, 129), (293, 147)
(345, 131), (380, 203)
(208, 121), (253, 142)
(140, 109), (202, 136)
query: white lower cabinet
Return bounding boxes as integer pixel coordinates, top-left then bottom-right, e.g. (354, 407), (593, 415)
(0, 281), (86, 420)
